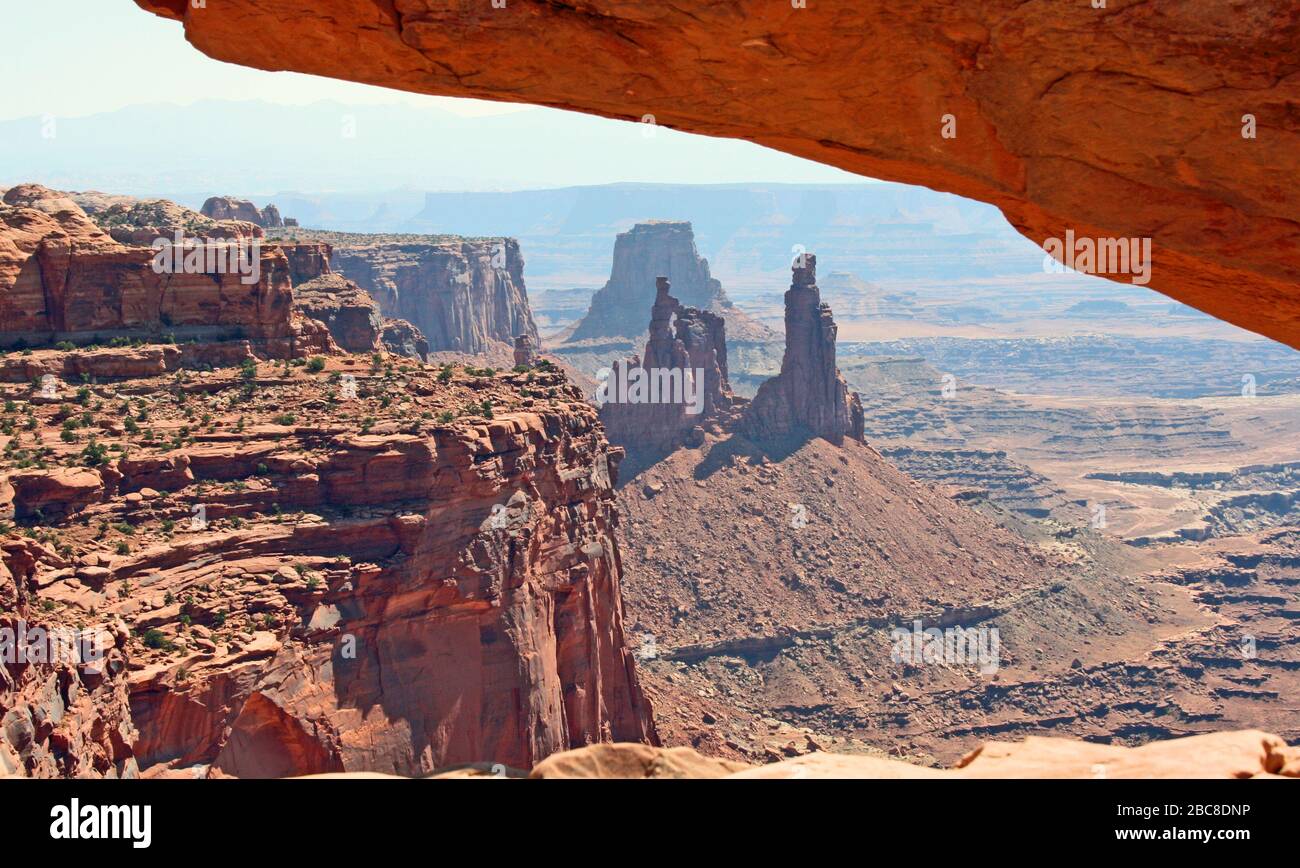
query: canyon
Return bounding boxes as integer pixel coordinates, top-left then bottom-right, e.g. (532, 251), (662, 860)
(283, 229), (540, 357)
(0, 185), (655, 777)
(131, 0), (1300, 350)
(4, 0), (1300, 800)
(0, 346), (656, 777)
(5, 179), (1300, 778)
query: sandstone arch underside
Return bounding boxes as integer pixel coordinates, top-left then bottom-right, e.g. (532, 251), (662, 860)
(134, 0), (1300, 348)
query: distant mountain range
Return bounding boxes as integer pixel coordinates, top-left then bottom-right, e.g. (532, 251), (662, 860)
(0, 98), (857, 194)
(1, 99), (1061, 295)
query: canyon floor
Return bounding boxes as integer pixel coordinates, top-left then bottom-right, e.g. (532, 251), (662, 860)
(607, 328), (1300, 767)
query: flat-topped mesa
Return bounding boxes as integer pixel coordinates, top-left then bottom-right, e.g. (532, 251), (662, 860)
(567, 221), (772, 344)
(743, 254), (865, 446)
(598, 277), (736, 471)
(513, 333), (537, 368)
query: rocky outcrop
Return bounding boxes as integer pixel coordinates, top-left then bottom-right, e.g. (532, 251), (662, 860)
(328, 235), (540, 355)
(0, 186), (306, 354)
(71, 192), (261, 247)
(381, 318), (430, 362)
(292, 274), (383, 355)
(743, 256), (864, 446)
(568, 222), (770, 343)
(0, 349), (655, 776)
(134, 0), (1300, 349)
(278, 242), (332, 286)
(530, 742), (750, 779)
(529, 730), (1300, 779)
(512, 334), (537, 368)
(200, 196), (284, 229)
(598, 278), (736, 474)
(0, 342), (266, 385)
(0, 539), (138, 778)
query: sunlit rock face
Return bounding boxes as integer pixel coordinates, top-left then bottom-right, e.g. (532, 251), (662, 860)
(743, 256), (864, 447)
(331, 237), (539, 356)
(134, 0), (1300, 348)
(568, 222), (768, 343)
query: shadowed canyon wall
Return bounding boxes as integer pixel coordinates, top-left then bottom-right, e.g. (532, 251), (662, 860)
(330, 237), (539, 355)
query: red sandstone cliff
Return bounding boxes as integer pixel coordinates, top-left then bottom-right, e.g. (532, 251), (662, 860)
(0, 350), (655, 776)
(743, 256), (864, 446)
(0, 185), (310, 355)
(327, 234), (540, 356)
(201, 196), (285, 229)
(1, 539), (137, 777)
(291, 274), (384, 355)
(598, 277), (737, 474)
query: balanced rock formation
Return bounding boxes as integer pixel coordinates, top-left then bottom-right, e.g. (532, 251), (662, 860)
(743, 255), (864, 446)
(327, 234), (540, 355)
(200, 196), (285, 229)
(0, 349), (655, 777)
(134, 0), (1300, 349)
(598, 277), (736, 474)
(568, 222), (770, 343)
(512, 334), (537, 368)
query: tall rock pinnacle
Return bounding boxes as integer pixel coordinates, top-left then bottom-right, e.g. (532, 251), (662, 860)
(598, 277), (736, 475)
(743, 254), (865, 446)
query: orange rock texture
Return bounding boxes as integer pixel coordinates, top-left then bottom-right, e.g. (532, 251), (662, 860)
(0, 351), (655, 777)
(0, 186), (309, 353)
(132, 0), (1300, 348)
(529, 730), (1300, 779)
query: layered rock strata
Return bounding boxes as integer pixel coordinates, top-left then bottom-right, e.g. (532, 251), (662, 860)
(0, 350), (656, 776)
(0, 539), (138, 777)
(134, 0), (1300, 349)
(327, 234), (540, 356)
(200, 196), (285, 228)
(381, 319), (430, 362)
(513, 334), (537, 368)
(0, 186), (312, 356)
(291, 274), (384, 355)
(598, 277), (736, 472)
(743, 256), (864, 445)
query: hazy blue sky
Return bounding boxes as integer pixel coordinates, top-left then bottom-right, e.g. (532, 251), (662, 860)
(2, 0), (862, 190)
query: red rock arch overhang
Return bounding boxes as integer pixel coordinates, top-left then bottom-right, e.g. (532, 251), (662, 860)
(134, 0), (1300, 347)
